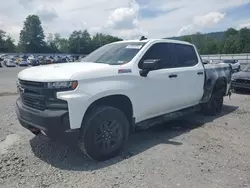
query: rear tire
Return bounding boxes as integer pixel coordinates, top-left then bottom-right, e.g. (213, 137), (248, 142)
(201, 89), (224, 116)
(78, 106), (129, 161)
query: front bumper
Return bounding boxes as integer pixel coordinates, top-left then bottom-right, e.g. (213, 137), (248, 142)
(231, 81), (250, 89)
(16, 98), (80, 145)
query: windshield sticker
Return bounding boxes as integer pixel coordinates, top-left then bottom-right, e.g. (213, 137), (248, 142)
(125, 45), (143, 49)
(118, 69), (132, 74)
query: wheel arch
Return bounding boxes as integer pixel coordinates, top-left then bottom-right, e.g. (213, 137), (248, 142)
(212, 77), (227, 95)
(81, 94), (134, 133)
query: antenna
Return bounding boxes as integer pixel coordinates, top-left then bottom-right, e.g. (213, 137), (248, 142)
(139, 36), (147, 41)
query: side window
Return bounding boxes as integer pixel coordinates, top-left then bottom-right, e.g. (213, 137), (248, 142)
(138, 43), (171, 69)
(169, 43), (198, 68)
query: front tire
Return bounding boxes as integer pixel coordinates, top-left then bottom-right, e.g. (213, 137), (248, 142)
(78, 106), (129, 161)
(201, 90), (224, 116)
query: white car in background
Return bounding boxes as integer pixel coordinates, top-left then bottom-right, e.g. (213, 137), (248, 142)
(222, 59), (241, 72)
(5, 59), (16, 67)
(27, 55), (36, 65)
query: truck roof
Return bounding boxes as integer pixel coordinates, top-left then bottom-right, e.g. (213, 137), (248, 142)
(113, 38), (192, 46)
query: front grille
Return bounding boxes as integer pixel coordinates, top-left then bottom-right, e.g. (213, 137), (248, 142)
(22, 94), (46, 110)
(18, 79), (46, 110)
(18, 79), (68, 111)
(19, 79), (45, 88)
(235, 79), (250, 84)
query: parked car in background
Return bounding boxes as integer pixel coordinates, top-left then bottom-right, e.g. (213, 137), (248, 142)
(28, 58), (39, 66)
(222, 59), (241, 72)
(31, 59), (40, 66)
(27, 55), (36, 65)
(202, 60), (209, 64)
(19, 59), (29, 67)
(21, 55), (28, 61)
(5, 59), (16, 67)
(41, 57), (53, 65)
(60, 57), (68, 63)
(231, 64), (250, 91)
(0, 57), (3, 67)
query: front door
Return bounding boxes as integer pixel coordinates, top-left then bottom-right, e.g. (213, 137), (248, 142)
(134, 43), (183, 121)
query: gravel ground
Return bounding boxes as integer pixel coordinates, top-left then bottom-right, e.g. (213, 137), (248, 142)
(0, 67), (26, 94)
(0, 68), (250, 188)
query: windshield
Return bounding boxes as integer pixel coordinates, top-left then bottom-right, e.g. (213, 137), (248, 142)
(81, 42), (146, 65)
(242, 64), (250, 72)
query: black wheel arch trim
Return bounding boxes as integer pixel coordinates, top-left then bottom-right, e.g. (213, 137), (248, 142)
(81, 94), (135, 133)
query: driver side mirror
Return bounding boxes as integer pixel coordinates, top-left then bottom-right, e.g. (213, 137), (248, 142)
(139, 59), (160, 77)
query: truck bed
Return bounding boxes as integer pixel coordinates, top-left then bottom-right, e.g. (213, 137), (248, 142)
(201, 63), (232, 103)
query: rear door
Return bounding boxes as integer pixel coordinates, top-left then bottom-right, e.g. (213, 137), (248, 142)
(167, 43), (205, 109)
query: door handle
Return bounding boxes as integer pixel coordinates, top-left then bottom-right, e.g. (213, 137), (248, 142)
(169, 74), (177, 78)
(197, 72), (204, 75)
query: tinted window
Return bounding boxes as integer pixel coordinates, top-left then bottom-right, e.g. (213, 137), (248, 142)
(139, 43), (170, 69)
(169, 43), (198, 67)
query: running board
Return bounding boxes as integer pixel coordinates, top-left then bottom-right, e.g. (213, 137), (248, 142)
(135, 105), (201, 130)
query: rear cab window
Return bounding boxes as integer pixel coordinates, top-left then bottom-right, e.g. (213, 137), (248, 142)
(168, 43), (199, 68)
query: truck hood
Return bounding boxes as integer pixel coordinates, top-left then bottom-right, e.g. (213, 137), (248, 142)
(18, 62), (110, 82)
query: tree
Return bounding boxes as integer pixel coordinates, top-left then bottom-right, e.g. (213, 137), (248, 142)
(4, 37), (16, 52)
(224, 28), (238, 38)
(0, 30), (6, 52)
(53, 33), (69, 53)
(19, 15), (46, 53)
(46, 33), (59, 53)
(68, 30), (93, 54)
(223, 35), (238, 54)
(0, 30), (16, 52)
(203, 37), (218, 54)
(68, 31), (83, 54)
(237, 27), (250, 53)
(178, 28), (250, 54)
(90, 33), (122, 51)
(180, 35), (192, 43)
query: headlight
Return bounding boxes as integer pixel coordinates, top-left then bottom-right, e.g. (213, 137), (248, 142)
(46, 81), (78, 90)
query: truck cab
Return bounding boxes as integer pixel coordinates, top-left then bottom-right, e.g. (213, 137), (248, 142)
(16, 39), (232, 161)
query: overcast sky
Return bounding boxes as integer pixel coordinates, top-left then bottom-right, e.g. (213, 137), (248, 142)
(0, 0), (250, 43)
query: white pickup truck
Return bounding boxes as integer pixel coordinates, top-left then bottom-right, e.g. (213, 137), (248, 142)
(16, 38), (233, 161)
